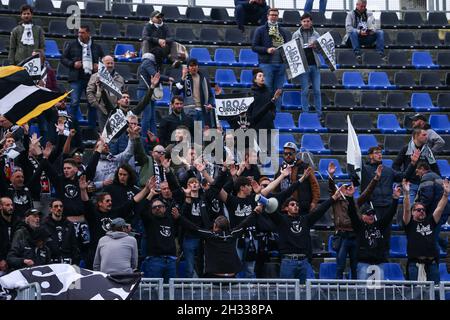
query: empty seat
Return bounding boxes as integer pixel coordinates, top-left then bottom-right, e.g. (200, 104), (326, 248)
(394, 71), (416, 88)
(390, 235), (407, 258)
(224, 29), (246, 45)
(330, 12), (346, 27)
(358, 134), (379, 154)
(437, 160), (450, 178)
(368, 72), (394, 89)
(238, 49), (258, 67)
(185, 7), (208, 22)
(135, 4), (154, 19)
(111, 3), (132, 18)
(329, 135), (347, 154)
(60, 1), (79, 13)
(380, 11), (400, 27)
(386, 92), (410, 110)
(411, 51), (438, 69)
(189, 47), (212, 65)
(439, 263), (450, 281)
(352, 114), (375, 132)
(238, 69), (253, 87)
(342, 71), (366, 89)
(199, 28), (221, 45)
(437, 52), (450, 68)
(363, 51), (385, 67)
(403, 12), (424, 27)
(301, 134), (330, 154)
(8, 0), (27, 11)
(85, 1), (106, 17)
(428, 12), (449, 26)
(114, 44), (140, 62)
(215, 69), (238, 87)
(161, 6), (183, 21)
(396, 32), (416, 47)
(298, 113), (327, 132)
(377, 114), (406, 133)
(176, 28), (197, 43)
(337, 51), (358, 67)
(210, 8), (232, 24)
(310, 12), (327, 26)
(214, 48), (237, 66)
(319, 262), (338, 279)
(154, 86), (171, 106)
(327, 235), (337, 257)
(98, 42), (111, 55)
(319, 159), (347, 179)
(0, 17), (16, 33)
(411, 93), (438, 111)
(282, 91), (302, 109)
(420, 72), (443, 88)
(0, 39), (6, 55)
(429, 114), (450, 133)
(278, 134), (297, 152)
(115, 64), (135, 83)
(382, 263), (405, 280)
(282, 10), (300, 25)
(360, 92), (383, 110)
(125, 24), (143, 40)
(44, 39), (61, 58)
(437, 93), (450, 109)
(274, 113), (298, 132)
(334, 92), (357, 109)
(321, 71), (339, 88)
(420, 32), (441, 47)
(48, 20), (71, 37)
(384, 135), (409, 154)
(99, 23), (121, 39)
(81, 21), (97, 36)
(402, 114), (414, 130)
(325, 113), (347, 132)
(388, 51), (409, 68)
(34, 0), (56, 14)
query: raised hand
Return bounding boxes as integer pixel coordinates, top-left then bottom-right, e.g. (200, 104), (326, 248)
(79, 175), (88, 190)
(42, 142), (54, 159)
(251, 180), (262, 194)
(402, 179), (410, 194)
(273, 88), (282, 101)
(69, 129), (76, 137)
(343, 183), (355, 197)
(281, 165), (292, 177)
(161, 157), (171, 169)
(411, 149), (420, 165)
(375, 164), (383, 180)
(393, 185), (402, 199)
(182, 186), (192, 197)
(172, 207), (180, 219)
(103, 179), (113, 187)
(300, 167), (314, 182)
(150, 72), (161, 88)
(332, 185), (346, 201)
(443, 179), (449, 195)
(95, 137), (106, 153)
(55, 121), (65, 135)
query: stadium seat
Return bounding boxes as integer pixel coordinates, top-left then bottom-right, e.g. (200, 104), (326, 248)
(404, 12), (424, 27)
(45, 40), (61, 59)
(390, 235), (407, 258)
(238, 49), (258, 67)
(329, 30), (343, 47)
(278, 134), (297, 152)
(327, 235), (337, 257)
(321, 71), (339, 88)
(99, 23), (121, 40)
(135, 4), (154, 19)
(420, 32), (442, 47)
(125, 24), (143, 40)
(428, 12), (449, 27)
(310, 12), (327, 27)
(342, 72), (366, 89)
(337, 51), (358, 68)
(115, 64), (135, 83)
(298, 113), (327, 132)
(334, 92), (357, 109)
(98, 42), (111, 55)
(48, 20), (71, 37)
(85, 1), (106, 18)
(437, 160), (450, 178)
(176, 28), (197, 43)
(382, 263), (405, 281)
(81, 21), (97, 36)
(384, 135), (409, 154)
(382, 159), (393, 167)
(199, 28), (221, 45)
(219, 120), (230, 130)
(114, 44), (141, 62)
(439, 263), (450, 281)
(440, 136), (450, 154)
(368, 72), (394, 89)
(238, 69), (253, 88)
(330, 12), (346, 27)
(411, 51), (438, 69)
(59, 0), (79, 13)
(282, 91), (302, 110)
(215, 69), (238, 87)
(161, 6), (183, 22)
(358, 134), (379, 154)
(7, 0), (27, 11)
(34, 0), (56, 14)
(0, 39), (6, 55)
(363, 52), (386, 68)
(319, 159), (348, 179)
(437, 93), (450, 109)
(111, 3), (132, 18)
(224, 29), (247, 45)
(314, 208), (334, 230)
(360, 92), (383, 110)
(377, 114), (406, 133)
(380, 11), (400, 28)
(282, 10), (300, 25)
(419, 72), (443, 88)
(386, 92), (410, 110)
(56, 63), (69, 80)
(429, 115), (450, 133)
(325, 113), (347, 132)
(319, 262), (338, 279)
(274, 113), (299, 132)
(437, 52), (450, 68)
(210, 8), (233, 24)
(411, 93), (439, 112)
(396, 32), (416, 47)
(185, 7), (209, 23)
(189, 48), (212, 65)
(154, 86), (171, 106)
(352, 114), (376, 132)
(214, 48), (237, 66)
(388, 51), (409, 68)
(329, 135), (347, 154)
(301, 134), (330, 154)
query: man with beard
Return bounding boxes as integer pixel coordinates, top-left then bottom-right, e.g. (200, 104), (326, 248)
(0, 168), (34, 220)
(410, 114), (445, 154)
(158, 96), (194, 147)
(42, 199), (80, 265)
(403, 179), (449, 283)
(134, 142), (167, 188)
(0, 197), (16, 274)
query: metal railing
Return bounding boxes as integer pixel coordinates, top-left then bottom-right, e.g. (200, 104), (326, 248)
(168, 278), (302, 300)
(15, 283), (41, 300)
(136, 278), (165, 300)
(438, 281), (450, 300)
(306, 279), (436, 300)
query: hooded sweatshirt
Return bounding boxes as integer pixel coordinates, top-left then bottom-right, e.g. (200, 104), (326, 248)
(93, 231), (138, 274)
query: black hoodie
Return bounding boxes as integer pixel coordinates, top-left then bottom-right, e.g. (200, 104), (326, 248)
(42, 216), (80, 264)
(246, 84), (276, 131)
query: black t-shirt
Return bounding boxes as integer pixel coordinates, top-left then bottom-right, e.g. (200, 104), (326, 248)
(225, 194), (257, 228)
(405, 215), (438, 259)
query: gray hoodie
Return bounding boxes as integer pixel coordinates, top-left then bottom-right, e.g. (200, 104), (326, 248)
(93, 231), (138, 274)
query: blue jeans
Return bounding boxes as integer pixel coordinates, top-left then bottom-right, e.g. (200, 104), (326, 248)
(259, 63), (285, 111)
(349, 30), (385, 55)
(335, 236), (358, 279)
(69, 80), (88, 121)
(280, 258), (314, 284)
(236, 237), (258, 278)
(182, 237), (200, 278)
(137, 89), (157, 136)
(141, 256), (177, 283)
(357, 263), (385, 280)
(299, 65), (322, 115)
(408, 261), (440, 284)
(304, 0), (327, 14)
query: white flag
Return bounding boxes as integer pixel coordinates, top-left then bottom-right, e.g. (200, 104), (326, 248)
(98, 61), (122, 98)
(281, 38), (308, 79)
(347, 115), (362, 181)
(101, 109), (128, 143)
(315, 32), (337, 72)
(215, 93), (254, 117)
(18, 54), (41, 80)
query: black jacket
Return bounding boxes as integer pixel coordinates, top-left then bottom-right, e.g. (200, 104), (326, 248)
(158, 111), (194, 146)
(246, 84), (275, 130)
(60, 39), (104, 82)
(0, 215), (17, 261)
(42, 216), (80, 264)
(142, 23), (172, 53)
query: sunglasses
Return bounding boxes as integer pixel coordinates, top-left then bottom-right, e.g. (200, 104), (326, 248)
(289, 203), (298, 207)
(284, 152), (294, 156)
(152, 205), (165, 209)
(414, 207), (425, 213)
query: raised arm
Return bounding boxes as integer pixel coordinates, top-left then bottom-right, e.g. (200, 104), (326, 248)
(432, 179), (450, 224)
(308, 185), (344, 226)
(357, 164), (381, 207)
(380, 185), (401, 228)
(402, 179), (411, 226)
(261, 165), (292, 197)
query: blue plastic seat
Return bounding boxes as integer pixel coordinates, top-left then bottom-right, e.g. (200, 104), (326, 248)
(342, 71), (366, 89)
(301, 134), (330, 154)
(327, 235), (336, 257)
(215, 69), (238, 87)
(377, 114), (406, 133)
(319, 262), (338, 279)
(281, 91), (302, 109)
(238, 69), (253, 88)
(368, 72), (395, 89)
(411, 93), (439, 112)
(382, 263), (405, 280)
(429, 114), (450, 133)
(238, 49), (258, 67)
(437, 159), (450, 178)
(154, 86), (171, 106)
(278, 134), (297, 153)
(318, 159), (348, 179)
(220, 120), (230, 130)
(189, 47), (212, 65)
(390, 235), (407, 258)
(214, 48), (237, 66)
(45, 39), (61, 58)
(298, 113), (327, 132)
(411, 51), (438, 69)
(274, 113), (298, 132)
(358, 134), (379, 154)
(439, 263), (450, 281)
(382, 159), (393, 167)
(114, 44), (141, 62)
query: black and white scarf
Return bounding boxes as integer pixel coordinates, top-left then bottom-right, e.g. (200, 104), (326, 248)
(78, 38), (93, 75)
(406, 140), (436, 165)
(21, 23), (34, 45)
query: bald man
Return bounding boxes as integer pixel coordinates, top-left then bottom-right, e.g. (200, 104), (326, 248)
(86, 55), (125, 130)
